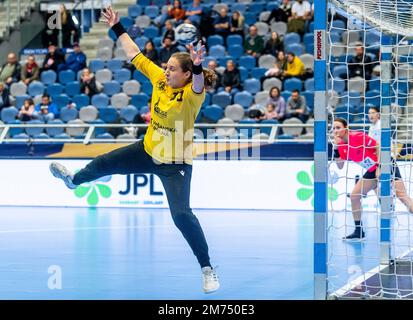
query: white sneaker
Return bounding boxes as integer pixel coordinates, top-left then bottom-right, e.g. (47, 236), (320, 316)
(49, 162), (77, 189)
(202, 266), (220, 294)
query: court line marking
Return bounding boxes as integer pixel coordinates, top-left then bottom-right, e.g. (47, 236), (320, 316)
(331, 248), (413, 298)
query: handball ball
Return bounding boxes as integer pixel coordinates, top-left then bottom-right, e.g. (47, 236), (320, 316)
(175, 23), (198, 45)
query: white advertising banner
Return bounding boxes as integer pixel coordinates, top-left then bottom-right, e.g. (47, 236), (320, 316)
(0, 159), (412, 211)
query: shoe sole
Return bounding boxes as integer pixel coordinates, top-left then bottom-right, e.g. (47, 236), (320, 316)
(342, 237), (366, 242)
(50, 163), (76, 189)
(204, 285), (220, 294)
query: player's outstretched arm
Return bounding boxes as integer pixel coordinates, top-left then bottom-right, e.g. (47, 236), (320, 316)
(101, 6), (140, 60)
(189, 41), (205, 94)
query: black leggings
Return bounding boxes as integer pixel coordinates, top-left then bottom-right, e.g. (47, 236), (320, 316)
(72, 140), (211, 268)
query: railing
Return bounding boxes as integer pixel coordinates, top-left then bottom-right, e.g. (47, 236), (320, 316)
(0, 123), (315, 144)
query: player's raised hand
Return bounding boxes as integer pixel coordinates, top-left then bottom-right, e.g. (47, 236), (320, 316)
(189, 41), (204, 66)
(100, 5), (119, 27)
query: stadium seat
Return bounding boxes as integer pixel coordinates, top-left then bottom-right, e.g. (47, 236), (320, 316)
(114, 68), (132, 84)
(58, 70), (76, 84)
(133, 70), (147, 83)
(281, 90), (292, 102)
(304, 78), (314, 91)
(120, 105), (139, 122)
(135, 15), (151, 29)
(47, 83), (64, 96)
(365, 90), (381, 106)
(266, 1), (279, 11)
(302, 91), (314, 111)
(239, 66), (248, 82)
(239, 119), (257, 138)
(53, 94), (70, 110)
(258, 54), (276, 69)
(231, 3), (246, 13)
(233, 91), (254, 108)
(299, 54), (314, 71)
(226, 34), (243, 46)
(107, 59), (124, 72)
(285, 43), (304, 56)
(203, 104), (224, 122)
(227, 44), (244, 59)
(72, 94), (90, 109)
(14, 95), (30, 108)
(263, 77), (282, 91)
(217, 56), (234, 67)
(283, 77), (302, 92)
(249, 2), (265, 14)
(238, 55), (256, 70)
(348, 77), (366, 93)
(97, 47), (113, 60)
(123, 80), (141, 95)
(10, 82), (27, 96)
(12, 132), (30, 139)
(79, 105), (99, 122)
(332, 65), (348, 79)
(60, 106), (79, 122)
(243, 78), (261, 95)
(111, 93), (130, 109)
(103, 81), (122, 96)
(88, 119), (107, 135)
(328, 78), (345, 94)
(28, 81), (45, 96)
(130, 93), (150, 108)
(282, 118), (304, 136)
(65, 81), (81, 97)
(95, 69), (113, 84)
(271, 22), (287, 36)
(134, 36), (149, 49)
(54, 133), (71, 139)
(209, 45), (226, 58)
(25, 120), (44, 137)
(114, 47), (127, 60)
(91, 93), (110, 108)
(250, 67), (267, 80)
(244, 12), (257, 26)
(254, 90), (269, 106)
(284, 32), (301, 47)
(303, 33), (314, 47)
(40, 70), (57, 85)
(144, 5), (159, 19)
(128, 5), (143, 19)
(46, 119), (65, 137)
(143, 26), (159, 39)
(66, 119), (85, 137)
(99, 106), (119, 123)
(208, 35), (224, 47)
(225, 104), (245, 122)
(212, 92), (232, 108)
(1, 107), (18, 123)
(97, 38), (115, 50)
(260, 119), (278, 136)
(140, 81), (153, 95)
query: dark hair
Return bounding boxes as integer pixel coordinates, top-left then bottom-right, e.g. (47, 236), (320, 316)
(25, 98), (34, 105)
(269, 86), (280, 96)
(42, 94), (50, 99)
(292, 89), (300, 94)
(287, 52), (295, 57)
(369, 105), (380, 113)
(171, 52), (218, 88)
(334, 117), (348, 128)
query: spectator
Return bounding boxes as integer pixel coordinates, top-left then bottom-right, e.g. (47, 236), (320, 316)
(285, 89), (309, 123)
(248, 104), (266, 120)
(21, 55), (40, 85)
(266, 86), (286, 121)
(282, 52), (305, 79)
(41, 44), (65, 73)
(185, 0), (203, 26)
(287, 0), (311, 36)
(266, 0), (292, 24)
(163, 20), (176, 43)
(220, 60), (241, 94)
(213, 8), (230, 40)
(130, 104), (151, 138)
(127, 23), (142, 39)
(142, 40), (160, 65)
(0, 82), (11, 111)
(18, 98), (35, 122)
(263, 31), (284, 56)
(368, 106), (381, 142)
(60, 4), (79, 48)
(33, 94), (59, 122)
(230, 11), (245, 39)
(0, 53), (21, 85)
(168, 0), (186, 25)
(349, 45), (373, 80)
(80, 68), (102, 98)
(264, 50), (287, 78)
(207, 60), (222, 93)
(159, 36), (179, 69)
(58, 42), (87, 73)
(244, 25), (264, 58)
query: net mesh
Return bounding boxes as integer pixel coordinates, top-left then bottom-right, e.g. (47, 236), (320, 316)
(326, 0), (413, 299)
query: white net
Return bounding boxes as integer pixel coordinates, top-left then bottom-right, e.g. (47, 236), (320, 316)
(326, 0), (413, 299)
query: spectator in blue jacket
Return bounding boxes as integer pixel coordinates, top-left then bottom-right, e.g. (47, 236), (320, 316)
(33, 94), (59, 122)
(58, 42), (87, 73)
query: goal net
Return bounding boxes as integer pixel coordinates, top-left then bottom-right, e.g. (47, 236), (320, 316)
(323, 0), (413, 299)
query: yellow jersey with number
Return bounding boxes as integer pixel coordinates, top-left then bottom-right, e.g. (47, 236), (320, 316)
(131, 53), (205, 164)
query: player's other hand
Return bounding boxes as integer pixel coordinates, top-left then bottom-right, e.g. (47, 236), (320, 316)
(189, 41), (204, 66)
(100, 5), (120, 27)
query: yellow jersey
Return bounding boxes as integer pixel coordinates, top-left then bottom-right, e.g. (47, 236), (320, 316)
(131, 53), (205, 164)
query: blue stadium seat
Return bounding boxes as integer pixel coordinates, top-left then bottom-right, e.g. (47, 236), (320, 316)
(332, 65), (348, 79)
(217, 56), (235, 67)
(302, 91), (314, 110)
(65, 81), (81, 97)
(14, 95), (30, 108)
(266, 1), (279, 11)
(365, 90), (381, 106)
(135, 36), (149, 49)
(226, 34), (243, 46)
(133, 70), (148, 82)
(120, 16), (134, 29)
(211, 92), (231, 108)
(332, 19), (346, 30)
(208, 35), (224, 47)
(284, 32), (301, 46)
(92, 93), (110, 108)
(335, 104), (354, 123)
(25, 120), (44, 137)
(260, 119), (279, 136)
(144, 6), (159, 19)
(234, 91), (254, 108)
(138, 0), (151, 6)
(143, 25), (159, 38)
(128, 5), (142, 18)
(281, 90), (292, 102)
(228, 44), (244, 59)
(202, 56), (217, 68)
(250, 67), (267, 79)
(303, 33), (313, 46)
(103, 81), (121, 96)
(89, 119), (107, 135)
(153, 36), (162, 48)
(46, 119), (65, 137)
(98, 106), (119, 122)
(140, 81), (153, 95)
(114, 68), (132, 84)
(309, 21), (315, 32)
(244, 13), (257, 25)
(58, 70), (76, 84)
(202, 92), (211, 108)
(239, 119), (256, 138)
(243, 78), (261, 94)
(238, 55), (256, 70)
(120, 105), (139, 122)
(53, 94), (71, 110)
(47, 83), (64, 96)
(248, 2), (265, 14)
(231, 3), (247, 13)
(328, 78), (345, 94)
(54, 133), (71, 139)
(305, 42), (314, 55)
(107, 59), (124, 71)
(96, 132), (114, 140)
(72, 94), (90, 109)
(346, 91), (362, 107)
(203, 104), (224, 122)
(12, 132), (29, 139)
(209, 45), (226, 58)
(368, 77), (380, 91)
(8, 119), (23, 136)
(130, 93), (150, 108)
(304, 78), (314, 91)
(60, 106), (79, 122)
(28, 81), (45, 96)
(239, 66), (248, 82)
(40, 70), (57, 85)
(285, 43), (304, 56)
(283, 77), (302, 92)
(89, 59), (105, 73)
(1, 107), (18, 123)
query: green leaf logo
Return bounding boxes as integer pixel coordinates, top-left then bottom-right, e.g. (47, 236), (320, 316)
(297, 164), (338, 207)
(73, 175), (112, 206)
